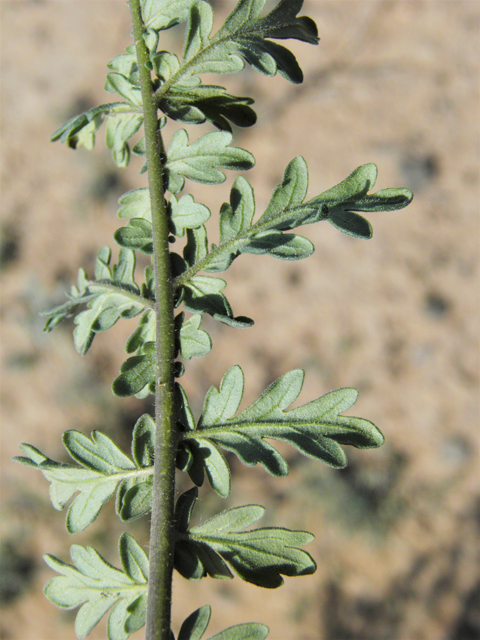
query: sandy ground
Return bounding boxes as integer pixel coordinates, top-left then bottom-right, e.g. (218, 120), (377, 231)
(1, 1), (479, 639)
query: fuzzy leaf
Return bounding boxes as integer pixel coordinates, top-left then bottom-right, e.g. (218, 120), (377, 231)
(183, 367), (384, 486)
(114, 219), (153, 254)
(208, 624), (269, 640)
(51, 102), (143, 167)
(178, 606), (269, 640)
(117, 188), (151, 222)
(43, 533), (148, 640)
(105, 111), (144, 168)
(105, 72), (142, 106)
(126, 309), (156, 354)
(158, 83), (256, 132)
(176, 0), (318, 84)
(184, 226), (208, 267)
(177, 313), (212, 360)
(14, 422), (155, 533)
(170, 194), (211, 237)
(141, 0), (198, 31)
(165, 129), (255, 194)
(113, 342), (156, 397)
(74, 290), (144, 356)
(189, 157), (412, 275)
(175, 488), (316, 588)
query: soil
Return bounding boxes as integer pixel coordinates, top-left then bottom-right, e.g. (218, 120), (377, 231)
(1, 2), (479, 640)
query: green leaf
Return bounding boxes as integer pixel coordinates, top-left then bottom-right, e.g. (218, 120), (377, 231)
(208, 623), (269, 640)
(113, 342), (156, 397)
(51, 102), (143, 167)
(114, 219), (153, 254)
(307, 163), (414, 239)
(177, 313), (212, 360)
(219, 176), (255, 243)
(184, 226), (208, 267)
(43, 533), (148, 640)
(175, 489), (316, 588)
(42, 267), (96, 332)
(74, 291), (144, 356)
(105, 72), (142, 106)
(178, 606), (269, 640)
(186, 158), (412, 277)
(176, 0), (318, 84)
(105, 111), (144, 168)
(242, 231), (313, 260)
(181, 275), (252, 328)
(165, 129), (255, 194)
(157, 83), (256, 132)
(183, 367), (384, 484)
(51, 103), (123, 150)
(178, 605), (211, 640)
(117, 188), (151, 222)
(170, 194), (211, 237)
(126, 310), (156, 354)
(14, 424), (155, 533)
(141, 0), (198, 31)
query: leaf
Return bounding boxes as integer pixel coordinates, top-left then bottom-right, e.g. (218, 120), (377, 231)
(14, 422), (155, 533)
(241, 231), (314, 260)
(112, 342), (156, 397)
(183, 226), (208, 267)
(141, 0), (198, 31)
(157, 83), (256, 132)
(117, 188), (151, 222)
(178, 606), (269, 640)
(105, 111), (144, 168)
(170, 194), (211, 237)
(208, 624), (269, 640)
(183, 367), (384, 486)
(306, 163), (414, 239)
(185, 158), (412, 277)
(105, 72), (142, 106)
(51, 102), (143, 167)
(176, 0), (318, 84)
(174, 489), (316, 588)
(74, 291), (144, 356)
(177, 313), (212, 360)
(114, 219), (153, 254)
(181, 275), (253, 329)
(126, 310), (156, 354)
(178, 605), (211, 640)
(43, 533), (148, 640)
(165, 129), (255, 194)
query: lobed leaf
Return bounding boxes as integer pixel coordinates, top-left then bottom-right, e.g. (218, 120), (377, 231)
(174, 488), (316, 588)
(14, 419), (155, 533)
(43, 533), (148, 640)
(51, 102), (143, 168)
(177, 313), (212, 360)
(157, 82), (257, 132)
(178, 605), (269, 640)
(176, 0), (319, 84)
(141, 0), (198, 31)
(170, 194), (211, 237)
(113, 342), (156, 397)
(164, 129), (255, 194)
(182, 367), (384, 494)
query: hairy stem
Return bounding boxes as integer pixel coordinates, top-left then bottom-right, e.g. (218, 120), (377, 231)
(129, 2), (177, 639)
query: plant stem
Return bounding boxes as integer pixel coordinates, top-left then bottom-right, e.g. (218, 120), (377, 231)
(129, 2), (177, 639)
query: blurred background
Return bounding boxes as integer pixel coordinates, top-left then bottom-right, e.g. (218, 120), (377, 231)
(1, 1), (479, 639)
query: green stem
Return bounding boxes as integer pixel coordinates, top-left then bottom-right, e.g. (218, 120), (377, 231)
(129, 2), (177, 639)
